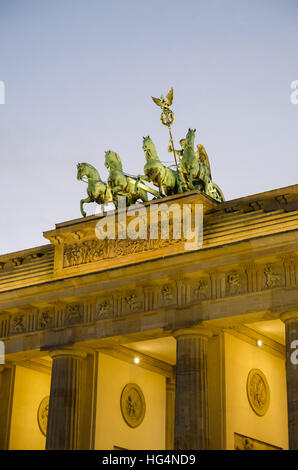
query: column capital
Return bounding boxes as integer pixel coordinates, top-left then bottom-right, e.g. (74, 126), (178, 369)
(49, 348), (87, 360)
(166, 377), (176, 392)
(0, 364), (14, 373)
(280, 311), (298, 323)
(173, 327), (213, 340)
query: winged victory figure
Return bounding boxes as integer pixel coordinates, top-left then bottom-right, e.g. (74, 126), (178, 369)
(195, 144), (212, 179)
(152, 87), (174, 110)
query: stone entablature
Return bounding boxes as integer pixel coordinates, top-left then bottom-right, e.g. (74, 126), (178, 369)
(0, 254), (296, 343)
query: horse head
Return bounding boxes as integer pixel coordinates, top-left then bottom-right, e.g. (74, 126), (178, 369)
(104, 150), (123, 171)
(142, 136), (159, 162)
(77, 162), (101, 181)
(77, 162), (87, 181)
(185, 128), (196, 149)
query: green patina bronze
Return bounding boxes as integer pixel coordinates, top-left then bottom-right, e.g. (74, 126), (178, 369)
(181, 128), (204, 191)
(104, 150), (150, 208)
(77, 163), (113, 217)
(137, 136), (184, 197)
(181, 128), (225, 202)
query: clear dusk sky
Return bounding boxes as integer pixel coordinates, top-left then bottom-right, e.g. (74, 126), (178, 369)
(0, 0), (297, 254)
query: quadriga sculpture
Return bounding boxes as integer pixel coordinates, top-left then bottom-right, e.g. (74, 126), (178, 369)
(104, 150), (149, 208)
(137, 136), (184, 197)
(77, 163), (113, 217)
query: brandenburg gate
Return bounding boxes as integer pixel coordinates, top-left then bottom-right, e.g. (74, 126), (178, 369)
(0, 89), (297, 450)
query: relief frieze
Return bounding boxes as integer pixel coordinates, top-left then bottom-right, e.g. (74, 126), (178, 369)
(63, 236), (183, 268)
(63, 239), (107, 267)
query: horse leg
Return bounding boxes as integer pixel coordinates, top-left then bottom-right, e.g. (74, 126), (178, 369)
(113, 195), (119, 209)
(158, 182), (164, 197)
(111, 185), (123, 208)
(112, 185), (122, 196)
(139, 188), (148, 203)
(188, 168), (196, 190)
(80, 196), (92, 217)
(96, 203), (103, 214)
(158, 171), (167, 197)
(176, 177), (184, 194)
(113, 194), (128, 208)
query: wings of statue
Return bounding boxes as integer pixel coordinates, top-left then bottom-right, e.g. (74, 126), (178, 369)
(152, 87), (173, 109)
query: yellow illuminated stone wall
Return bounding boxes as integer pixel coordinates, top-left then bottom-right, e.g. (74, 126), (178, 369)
(94, 353), (166, 450)
(9, 366), (51, 450)
(224, 333), (288, 450)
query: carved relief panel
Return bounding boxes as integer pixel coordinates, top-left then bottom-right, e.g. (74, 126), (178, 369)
(96, 297), (114, 320)
(159, 282), (177, 306)
(64, 303), (84, 326)
(226, 270), (245, 296)
(191, 277), (210, 301)
(124, 291), (144, 314)
(262, 263), (283, 289)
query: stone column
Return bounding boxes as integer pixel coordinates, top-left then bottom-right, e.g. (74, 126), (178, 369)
(165, 377), (175, 450)
(0, 365), (15, 449)
(174, 328), (212, 450)
(46, 349), (87, 450)
(281, 312), (298, 450)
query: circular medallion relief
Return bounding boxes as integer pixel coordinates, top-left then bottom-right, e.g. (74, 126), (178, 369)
(246, 369), (270, 416)
(120, 383), (146, 428)
(37, 396), (49, 436)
